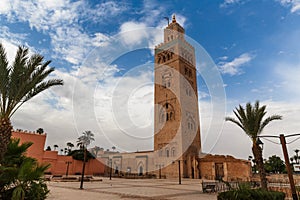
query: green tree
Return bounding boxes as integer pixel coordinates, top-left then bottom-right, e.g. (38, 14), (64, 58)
(0, 138), (50, 199)
(226, 101), (282, 190)
(66, 142), (74, 152)
(68, 149), (95, 161)
(77, 130), (95, 189)
(36, 128), (44, 134)
(264, 155), (285, 174)
(91, 146), (101, 157)
(0, 44), (63, 161)
(53, 144), (58, 150)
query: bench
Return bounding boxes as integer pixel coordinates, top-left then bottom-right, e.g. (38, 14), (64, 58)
(202, 183), (216, 193)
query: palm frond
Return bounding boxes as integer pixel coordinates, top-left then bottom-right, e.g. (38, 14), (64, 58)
(0, 43), (10, 116)
(0, 44), (63, 118)
(225, 116), (246, 132)
(259, 115), (282, 134)
(225, 101), (282, 140)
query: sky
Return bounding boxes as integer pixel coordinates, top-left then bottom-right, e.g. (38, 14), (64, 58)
(1, 0), (300, 161)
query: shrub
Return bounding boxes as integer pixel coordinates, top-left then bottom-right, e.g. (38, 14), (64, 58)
(218, 188), (285, 200)
(0, 139), (50, 200)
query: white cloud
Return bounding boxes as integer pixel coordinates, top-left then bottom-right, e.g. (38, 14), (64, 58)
(119, 22), (149, 46)
(1, 32), (155, 152)
(278, 0), (300, 13)
(220, 0), (242, 8)
(274, 62), (300, 99)
(218, 53), (255, 75)
(213, 100), (300, 159)
(219, 56), (228, 61)
(0, 0), (12, 14)
(0, 0), (126, 65)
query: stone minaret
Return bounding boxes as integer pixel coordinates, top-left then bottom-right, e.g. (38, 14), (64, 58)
(154, 15), (201, 178)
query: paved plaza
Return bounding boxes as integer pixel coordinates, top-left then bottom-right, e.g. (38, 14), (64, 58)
(47, 178), (217, 200)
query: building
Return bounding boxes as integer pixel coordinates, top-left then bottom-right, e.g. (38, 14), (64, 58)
(12, 15), (251, 180)
(12, 130), (105, 176)
(101, 15), (251, 181)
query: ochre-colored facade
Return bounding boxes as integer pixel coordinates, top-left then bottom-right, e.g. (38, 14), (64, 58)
(199, 154), (251, 181)
(153, 14), (201, 179)
(12, 130), (105, 176)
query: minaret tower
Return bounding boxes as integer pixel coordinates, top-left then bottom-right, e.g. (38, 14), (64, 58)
(154, 15), (201, 178)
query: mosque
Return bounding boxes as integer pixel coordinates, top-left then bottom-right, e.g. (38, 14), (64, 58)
(12, 15), (251, 181)
(100, 15), (251, 181)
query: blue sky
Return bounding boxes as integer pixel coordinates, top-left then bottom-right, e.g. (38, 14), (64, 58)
(1, 0), (300, 160)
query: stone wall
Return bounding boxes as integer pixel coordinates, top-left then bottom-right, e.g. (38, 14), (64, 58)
(199, 154), (251, 181)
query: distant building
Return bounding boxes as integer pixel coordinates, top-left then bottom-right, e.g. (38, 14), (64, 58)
(12, 130), (105, 176)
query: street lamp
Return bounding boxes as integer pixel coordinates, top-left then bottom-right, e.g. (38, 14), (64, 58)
(173, 160), (183, 185)
(109, 159), (112, 180)
(256, 138), (264, 150)
(295, 149), (299, 164)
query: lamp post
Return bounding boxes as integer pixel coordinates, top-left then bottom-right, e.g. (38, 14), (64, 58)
(173, 160), (182, 185)
(256, 138), (264, 150)
(295, 149), (299, 164)
(178, 160), (181, 185)
(65, 161), (72, 177)
(109, 159), (112, 180)
(159, 165), (161, 179)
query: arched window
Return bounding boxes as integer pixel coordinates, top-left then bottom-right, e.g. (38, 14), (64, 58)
(159, 103), (175, 123)
(187, 116), (196, 131)
(166, 149), (169, 157)
(171, 148), (176, 157)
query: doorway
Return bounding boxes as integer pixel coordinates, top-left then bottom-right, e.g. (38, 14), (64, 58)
(139, 166), (143, 176)
(215, 163), (224, 180)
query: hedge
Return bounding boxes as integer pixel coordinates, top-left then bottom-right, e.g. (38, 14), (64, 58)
(218, 189), (285, 200)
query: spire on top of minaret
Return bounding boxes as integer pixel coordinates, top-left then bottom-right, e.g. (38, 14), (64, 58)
(172, 14), (176, 23)
(162, 14), (185, 43)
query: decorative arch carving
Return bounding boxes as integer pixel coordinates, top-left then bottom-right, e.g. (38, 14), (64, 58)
(159, 102), (175, 123)
(157, 50), (174, 64)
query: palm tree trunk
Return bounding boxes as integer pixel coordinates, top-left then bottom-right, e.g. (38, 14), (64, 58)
(0, 118), (12, 162)
(80, 147), (87, 189)
(252, 143), (268, 190)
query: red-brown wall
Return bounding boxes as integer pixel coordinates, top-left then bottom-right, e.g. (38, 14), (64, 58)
(12, 130), (105, 176)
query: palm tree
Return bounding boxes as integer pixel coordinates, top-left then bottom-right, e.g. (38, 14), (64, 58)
(0, 44), (63, 161)
(226, 101), (282, 190)
(66, 142), (74, 152)
(92, 146), (101, 157)
(64, 148), (68, 155)
(36, 128), (44, 134)
(112, 146), (116, 152)
(53, 144), (58, 151)
(77, 131), (95, 189)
